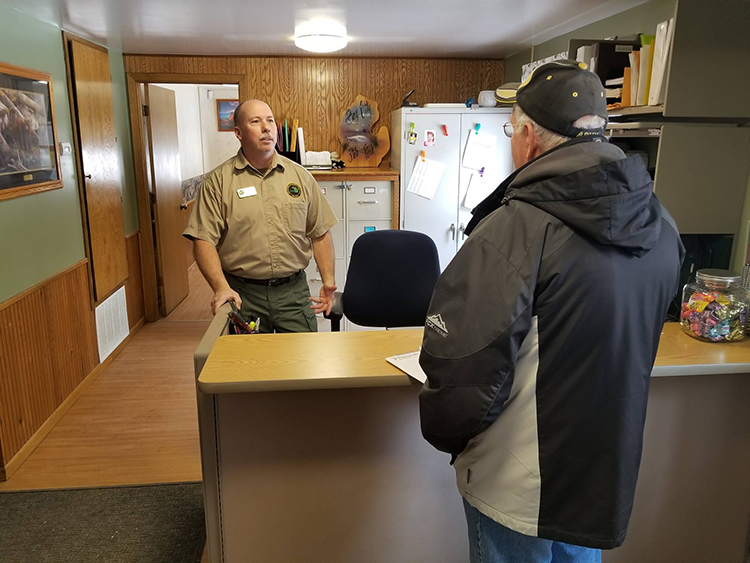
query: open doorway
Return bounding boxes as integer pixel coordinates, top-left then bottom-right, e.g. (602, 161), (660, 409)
(128, 76), (241, 322)
(148, 83), (240, 321)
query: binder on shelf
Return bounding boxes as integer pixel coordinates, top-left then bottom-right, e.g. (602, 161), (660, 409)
(629, 51), (640, 106)
(648, 19), (674, 106)
(622, 67), (632, 107)
(590, 39), (641, 86)
(637, 35), (655, 105)
(290, 118), (299, 152)
(297, 127), (306, 166)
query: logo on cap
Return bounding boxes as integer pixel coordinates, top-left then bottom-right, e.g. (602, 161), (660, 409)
(287, 183), (301, 198)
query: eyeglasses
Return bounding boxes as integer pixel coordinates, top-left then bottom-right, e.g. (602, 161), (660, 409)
(503, 122), (518, 138)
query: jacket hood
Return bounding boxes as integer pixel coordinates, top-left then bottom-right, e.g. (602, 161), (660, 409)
(507, 140), (662, 257)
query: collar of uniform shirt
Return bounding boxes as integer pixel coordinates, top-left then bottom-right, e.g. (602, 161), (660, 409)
(233, 149), (285, 176)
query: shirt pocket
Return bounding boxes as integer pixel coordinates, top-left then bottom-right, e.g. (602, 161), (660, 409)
(283, 202), (308, 237)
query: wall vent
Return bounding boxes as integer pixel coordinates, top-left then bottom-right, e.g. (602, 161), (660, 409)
(95, 286), (129, 362)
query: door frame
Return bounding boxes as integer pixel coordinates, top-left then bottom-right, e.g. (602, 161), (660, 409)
(126, 72), (244, 321)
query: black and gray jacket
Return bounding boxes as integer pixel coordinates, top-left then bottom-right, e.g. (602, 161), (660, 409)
(419, 139), (684, 550)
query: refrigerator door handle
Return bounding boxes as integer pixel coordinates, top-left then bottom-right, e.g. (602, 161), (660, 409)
(449, 223), (456, 241)
(459, 223), (466, 240)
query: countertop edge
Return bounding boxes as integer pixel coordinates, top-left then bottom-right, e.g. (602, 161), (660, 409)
(651, 363), (750, 377)
(198, 373), (415, 394)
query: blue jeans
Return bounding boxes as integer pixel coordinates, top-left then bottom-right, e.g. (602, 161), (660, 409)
(463, 499), (602, 563)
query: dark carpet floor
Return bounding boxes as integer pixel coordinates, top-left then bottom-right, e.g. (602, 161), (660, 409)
(0, 482), (205, 563)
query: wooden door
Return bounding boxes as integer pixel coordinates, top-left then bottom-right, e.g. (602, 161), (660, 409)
(68, 40), (128, 302)
(145, 85), (189, 315)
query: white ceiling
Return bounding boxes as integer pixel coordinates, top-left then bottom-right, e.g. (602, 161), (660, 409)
(6, 0), (650, 58)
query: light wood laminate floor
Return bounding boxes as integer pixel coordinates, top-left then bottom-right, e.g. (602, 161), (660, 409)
(0, 263), (214, 492)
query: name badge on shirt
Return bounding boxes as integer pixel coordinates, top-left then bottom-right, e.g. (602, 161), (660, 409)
(237, 186), (257, 199)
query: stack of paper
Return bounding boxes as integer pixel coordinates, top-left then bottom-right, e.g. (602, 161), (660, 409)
(305, 151), (332, 168)
(576, 45), (594, 66)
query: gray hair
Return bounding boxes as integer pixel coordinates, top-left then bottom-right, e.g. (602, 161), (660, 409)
(512, 105), (607, 152)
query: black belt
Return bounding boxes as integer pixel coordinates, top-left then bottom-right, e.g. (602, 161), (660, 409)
(240, 270), (302, 287)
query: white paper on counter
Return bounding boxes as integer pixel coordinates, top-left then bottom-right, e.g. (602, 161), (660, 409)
(386, 350), (426, 383)
(406, 156), (445, 200)
(462, 131), (496, 170)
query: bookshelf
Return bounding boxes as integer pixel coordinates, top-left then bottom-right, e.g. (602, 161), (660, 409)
(585, 0), (750, 270)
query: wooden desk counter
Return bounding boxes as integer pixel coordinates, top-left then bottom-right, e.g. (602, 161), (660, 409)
(652, 322), (750, 376)
(199, 323), (750, 395)
(195, 319), (750, 563)
(198, 329), (421, 394)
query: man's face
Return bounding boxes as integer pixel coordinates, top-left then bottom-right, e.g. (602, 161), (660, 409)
(234, 101), (278, 156)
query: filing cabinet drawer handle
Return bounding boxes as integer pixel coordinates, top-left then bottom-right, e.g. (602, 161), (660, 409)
(357, 200), (378, 204)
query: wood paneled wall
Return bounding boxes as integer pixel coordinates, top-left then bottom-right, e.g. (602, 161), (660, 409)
(0, 261), (98, 467)
(123, 56), (505, 155)
(125, 232), (145, 329)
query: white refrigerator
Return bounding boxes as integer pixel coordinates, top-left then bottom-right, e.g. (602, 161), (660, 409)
(391, 107), (513, 270)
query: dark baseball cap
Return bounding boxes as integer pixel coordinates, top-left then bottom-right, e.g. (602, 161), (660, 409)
(495, 60), (608, 138)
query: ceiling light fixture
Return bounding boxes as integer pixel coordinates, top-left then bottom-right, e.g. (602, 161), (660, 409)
(294, 21), (348, 53)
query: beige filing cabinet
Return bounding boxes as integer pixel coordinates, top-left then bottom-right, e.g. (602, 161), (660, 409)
(307, 166), (400, 331)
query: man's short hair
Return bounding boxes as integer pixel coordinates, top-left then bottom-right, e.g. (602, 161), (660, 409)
(233, 101), (247, 127)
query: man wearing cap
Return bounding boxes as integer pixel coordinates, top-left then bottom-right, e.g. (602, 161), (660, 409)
(184, 99), (338, 332)
(418, 61), (684, 561)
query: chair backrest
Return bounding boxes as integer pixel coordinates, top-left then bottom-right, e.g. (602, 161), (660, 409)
(343, 230), (440, 328)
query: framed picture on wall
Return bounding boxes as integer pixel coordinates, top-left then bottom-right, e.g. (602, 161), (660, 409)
(217, 99), (239, 132)
(0, 61), (62, 202)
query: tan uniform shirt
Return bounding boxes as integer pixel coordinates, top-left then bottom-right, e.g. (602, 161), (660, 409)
(183, 150), (338, 279)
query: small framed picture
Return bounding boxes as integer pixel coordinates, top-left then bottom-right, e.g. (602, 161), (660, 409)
(0, 61), (62, 202)
(424, 130), (436, 146)
(216, 99), (239, 131)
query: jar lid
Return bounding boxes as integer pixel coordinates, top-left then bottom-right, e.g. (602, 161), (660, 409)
(696, 269), (740, 283)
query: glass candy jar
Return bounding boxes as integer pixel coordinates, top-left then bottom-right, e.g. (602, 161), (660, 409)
(681, 269), (749, 342)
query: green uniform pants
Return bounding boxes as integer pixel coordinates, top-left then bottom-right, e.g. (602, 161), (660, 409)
(224, 270), (317, 333)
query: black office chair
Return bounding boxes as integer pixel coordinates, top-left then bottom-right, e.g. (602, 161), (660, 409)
(325, 230), (440, 331)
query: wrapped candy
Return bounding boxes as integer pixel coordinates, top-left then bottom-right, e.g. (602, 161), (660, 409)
(680, 270), (749, 342)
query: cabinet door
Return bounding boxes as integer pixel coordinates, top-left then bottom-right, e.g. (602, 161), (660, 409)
(317, 182), (346, 259)
(401, 114), (462, 270)
(457, 112), (513, 251)
(654, 125), (750, 235)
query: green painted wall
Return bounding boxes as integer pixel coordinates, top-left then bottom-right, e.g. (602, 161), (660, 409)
(504, 0), (677, 82)
(0, 6), (138, 303)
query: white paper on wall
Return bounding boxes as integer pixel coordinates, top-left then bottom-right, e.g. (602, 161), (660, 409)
(463, 173), (495, 209)
(406, 156), (445, 200)
(462, 131), (496, 170)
